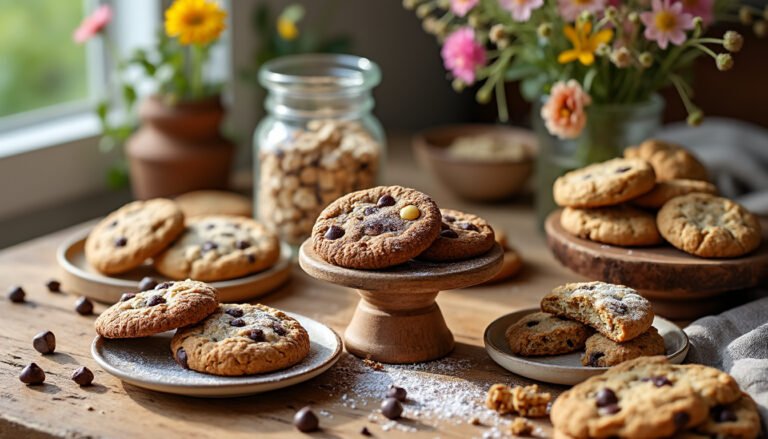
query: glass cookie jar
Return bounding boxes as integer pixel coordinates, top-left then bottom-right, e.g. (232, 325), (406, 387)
(254, 54), (385, 245)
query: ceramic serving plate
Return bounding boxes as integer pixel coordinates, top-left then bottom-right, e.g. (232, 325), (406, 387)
(92, 312), (342, 397)
(57, 229), (292, 303)
(484, 308), (689, 385)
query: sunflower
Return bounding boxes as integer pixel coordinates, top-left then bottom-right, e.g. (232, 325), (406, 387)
(165, 0), (226, 46)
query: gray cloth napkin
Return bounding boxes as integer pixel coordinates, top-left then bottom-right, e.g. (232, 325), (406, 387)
(684, 296), (768, 432)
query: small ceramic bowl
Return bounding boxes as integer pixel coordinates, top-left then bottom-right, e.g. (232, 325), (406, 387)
(413, 124), (537, 202)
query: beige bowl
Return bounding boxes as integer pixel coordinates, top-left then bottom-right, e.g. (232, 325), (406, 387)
(413, 124), (537, 202)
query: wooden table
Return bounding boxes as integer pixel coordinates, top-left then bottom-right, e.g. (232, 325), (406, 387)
(0, 145), (598, 438)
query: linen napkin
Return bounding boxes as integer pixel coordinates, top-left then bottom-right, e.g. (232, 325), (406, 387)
(684, 295), (768, 432)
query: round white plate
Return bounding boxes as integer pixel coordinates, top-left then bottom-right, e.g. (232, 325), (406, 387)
(57, 229), (293, 303)
(484, 308), (689, 385)
(91, 312), (342, 397)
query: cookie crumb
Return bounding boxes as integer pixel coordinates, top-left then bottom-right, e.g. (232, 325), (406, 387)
(486, 384), (551, 417)
(363, 357), (384, 371)
(509, 417), (535, 436)
(468, 416), (482, 426)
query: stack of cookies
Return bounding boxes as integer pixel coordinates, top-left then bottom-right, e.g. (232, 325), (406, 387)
(84, 198), (281, 282)
(94, 279), (310, 376)
(554, 139), (762, 258)
(311, 185), (498, 269)
(551, 356), (762, 438)
(506, 282), (665, 367)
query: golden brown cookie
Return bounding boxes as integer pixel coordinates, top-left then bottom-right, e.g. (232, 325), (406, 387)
(417, 209), (495, 261)
(657, 194), (762, 258)
(171, 303), (310, 376)
(582, 326), (666, 367)
(506, 312), (592, 356)
(691, 394), (761, 439)
(175, 190), (253, 218)
(85, 199), (185, 275)
(625, 139), (708, 181)
(94, 280), (218, 338)
(553, 158), (656, 208)
(312, 185), (442, 269)
(561, 205), (663, 246)
(633, 179), (718, 209)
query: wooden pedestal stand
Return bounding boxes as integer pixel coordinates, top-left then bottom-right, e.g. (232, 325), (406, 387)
(298, 241), (503, 364)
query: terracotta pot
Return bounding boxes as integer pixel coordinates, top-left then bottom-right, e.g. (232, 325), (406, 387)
(126, 95), (235, 199)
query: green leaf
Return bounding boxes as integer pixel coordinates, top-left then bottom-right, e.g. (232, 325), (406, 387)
(122, 85), (137, 108)
(280, 4), (305, 23)
(106, 164), (130, 190)
(96, 100), (109, 124)
(504, 63), (539, 81)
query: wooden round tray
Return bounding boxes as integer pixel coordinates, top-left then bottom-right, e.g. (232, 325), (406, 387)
(57, 229), (292, 304)
(545, 210), (768, 318)
(298, 240), (504, 364)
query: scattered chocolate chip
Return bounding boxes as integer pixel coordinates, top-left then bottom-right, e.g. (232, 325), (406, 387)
(376, 194), (396, 208)
(363, 207), (378, 216)
(566, 339), (574, 348)
(71, 366), (94, 386)
(293, 406), (319, 432)
(387, 385), (407, 402)
(440, 229), (459, 239)
(7, 285), (25, 303)
(114, 237), (127, 247)
(273, 323), (287, 336)
(75, 297), (94, 315)
(230, 318), (246, 327)
(19, 363), (45, 385)
(146, 295), (166, 307)
(588, 352), (605, 367)
(202, 241), (218, 253)
(360, 426), (372, 436)
(247, 254), (256, 263)
(615, 166), (631, 173)
(176, 348), (188, 369)
(235, 240), (251, 250)
(120, 292), (137, 302)
(32, 330), (56, 355)
(381, 397), (403, 420)
(595, 388), (618, 407)
(248, 329), (265, 342)
(674, 411), (690, 429)
(526, 320), (539, 327)
(459, 223), (479, 232)
(225, 308), (244, 318)
(598, 403), (621, 415)
(45, 280), (61, 293)
(155, 281), (173, 290)
(443, 215), (456, 223)
(711, 405), (737, 423)
(325, 225), (345, 240)
(138, 277), (158, 291)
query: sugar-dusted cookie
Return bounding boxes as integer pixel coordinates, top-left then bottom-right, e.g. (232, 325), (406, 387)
(551, 356), (743, 439)
(175, 190), (253, 218)
(85, 199), (185, 275)
(560, 205), (662, 246)
(691, 394), (761, 439)
(506, 312), (592, 356)
(657, 193), (762, 258)
(417, 209), (495, 262)
(94, 280), (218, 338)
(171, 303), (310, 376)
(154, 216), (280, 281)
(633, 179), (718, 209)
(625, 139), (708, 182)
(541, 281), (654, 343)
(582, 326), (666, 367)
(312, 185), (441, 269)
(553, 158), (656, 208)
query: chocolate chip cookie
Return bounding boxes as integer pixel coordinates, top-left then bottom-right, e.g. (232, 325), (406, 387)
(154, 216), (280, 281)
(506, 312), (592, 356)
(85, 199), (185, 275)
(582, 326), (666, 367)
(553, 158), (656, 208)
(632, 179), (718, 210)
(95, 280), (219, 338)
(541, 282), (654, 343)
(171, 303), (310, 376)
(417, 209), (495, 261)
(312, 185), (442, 269)
(551, 356), (743, 439)
(625, 139), (708, 182)
(175, 190), (253, 218)
(657, 193), (762, 258)
(691, 394), (761, 439)
(560, 205), (663, 246)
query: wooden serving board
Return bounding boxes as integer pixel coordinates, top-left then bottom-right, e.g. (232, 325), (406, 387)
(545, 210), (768, 319)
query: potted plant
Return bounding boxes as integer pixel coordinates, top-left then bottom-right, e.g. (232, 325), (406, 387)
(74, 0), (233, 199)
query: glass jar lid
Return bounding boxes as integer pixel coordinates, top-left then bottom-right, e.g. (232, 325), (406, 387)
(259, 54), (381, 97)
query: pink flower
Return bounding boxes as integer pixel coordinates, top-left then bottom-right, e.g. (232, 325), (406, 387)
(450, 0), (479, 17)
(73, 5), (112, 43)
(641, 0), (694, 49)
(500, 0), (545, 22)
(558, 0), (606, 22)
(441, 28), (487, 85)
(676, 0), (713, 26)
(541, 80), (592, 139)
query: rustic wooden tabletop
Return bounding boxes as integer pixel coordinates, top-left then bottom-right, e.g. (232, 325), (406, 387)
(0, 143), (601, 438)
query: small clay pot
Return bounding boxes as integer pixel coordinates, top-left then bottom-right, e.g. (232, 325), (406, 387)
(126, 95), (235, 199)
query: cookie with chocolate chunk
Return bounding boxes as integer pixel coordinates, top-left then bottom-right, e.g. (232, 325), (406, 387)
(418, 209), (495, 262)
(95, 280), (219, 338)
(506, 312), (592, 356)
(312, 185), (441, 269)
(692, 394), (761, 439)
(582, 326), (666, 367)
(171, 303), (310, 376)
(553, 158), (656, 208)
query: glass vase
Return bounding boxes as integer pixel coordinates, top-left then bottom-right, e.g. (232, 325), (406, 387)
(532, 94), (665, 226)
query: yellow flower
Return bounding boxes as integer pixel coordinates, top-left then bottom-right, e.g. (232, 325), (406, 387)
(277, 17), (299, 41)
(558, 21), (613, 66)
(165, 0), (226, 46)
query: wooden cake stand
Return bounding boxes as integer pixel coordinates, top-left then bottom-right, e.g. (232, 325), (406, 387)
(298, 240), (504, 364)
(545, 210), (768, 319)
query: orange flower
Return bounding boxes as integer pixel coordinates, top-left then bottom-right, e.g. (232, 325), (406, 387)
(558, 21), (613, 66)
(541, 80), (592, 139)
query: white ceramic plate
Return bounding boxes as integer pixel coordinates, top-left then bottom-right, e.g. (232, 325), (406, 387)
(91, 312), (342, 397)
(57, 229), (293, 303)
(484, 308), (689, 385)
